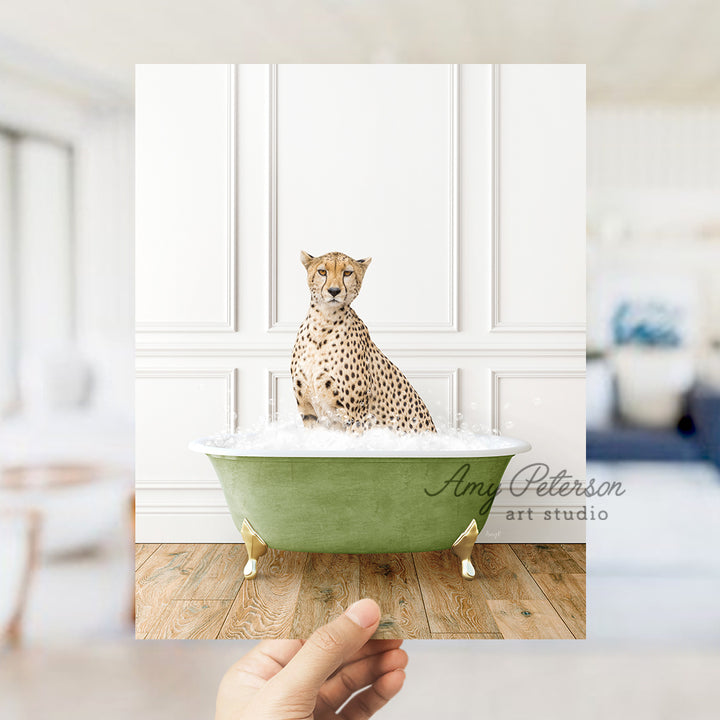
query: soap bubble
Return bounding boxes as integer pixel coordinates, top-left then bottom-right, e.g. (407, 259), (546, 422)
(199, 414), (523, 454)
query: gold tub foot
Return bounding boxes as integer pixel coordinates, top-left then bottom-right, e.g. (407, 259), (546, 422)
(241, 519), (268, 579)
(452, 519), (479, 580)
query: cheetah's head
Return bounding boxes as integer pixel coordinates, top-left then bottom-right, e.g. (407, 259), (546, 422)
(300, 251), (372, 309)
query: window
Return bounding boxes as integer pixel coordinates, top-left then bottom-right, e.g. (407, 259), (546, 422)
(0, 129), (74, 416)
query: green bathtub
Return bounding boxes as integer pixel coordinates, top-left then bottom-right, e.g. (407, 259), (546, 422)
(189, 438), (530, 579)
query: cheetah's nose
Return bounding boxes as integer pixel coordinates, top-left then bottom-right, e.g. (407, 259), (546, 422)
(328, 287), (341, 297)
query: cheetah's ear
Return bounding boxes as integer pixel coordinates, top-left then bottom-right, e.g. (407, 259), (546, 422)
(356, 256), (372, 269)
(300, 251), (314, 269)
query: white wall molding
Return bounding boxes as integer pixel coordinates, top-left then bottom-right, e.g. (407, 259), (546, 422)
(266, 368), (290, 419)
(489, 369), (585, 432)
(489, 64), (586, 335)
(408, 368), (459, 428)
(136, 366), (238, 431)
(136, 481), (222, 490)
(490, 323), (588, 334)
(137, 504), (230, 515)
(267, 63), (280, 332)
(136, 65), (238, 333)
(136, 344), (586, 358)
(267, 64), (460, 334)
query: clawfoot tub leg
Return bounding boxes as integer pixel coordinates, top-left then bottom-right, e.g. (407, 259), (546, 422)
(241, 519), (268, 579)
(452, 519), (479, 580)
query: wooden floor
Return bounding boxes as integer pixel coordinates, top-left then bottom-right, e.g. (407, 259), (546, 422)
(136, 543), (585, 640)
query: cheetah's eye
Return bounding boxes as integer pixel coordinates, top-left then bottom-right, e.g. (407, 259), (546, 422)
(317, 269), (327, 276)
(343, 270), (353, 277)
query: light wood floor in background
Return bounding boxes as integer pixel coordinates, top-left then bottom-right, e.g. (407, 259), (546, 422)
(136, 543), (585, 640)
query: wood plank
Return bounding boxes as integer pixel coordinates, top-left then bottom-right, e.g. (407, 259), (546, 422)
(473, 544), (582, 639)
(510, 544), (583, 574)
(532, 573), (586, 639)
(169, 544), (219, 599)
(561, 543), (586, 571)
(135, 544), (213, 635)
(136, 600), (166, 638)
(143, 600), (232, 639)
(472, 544), (550, 602)
(290, 553), (360, 639)
(175, 544), (247, 600)
(413, 550), (500, 635)
(486, 599), (575, 639)
(359, 554), (430, 639)
(432, 633), (503, 639)
(135, 543), (160, 571)
(219, 549), (308, 639)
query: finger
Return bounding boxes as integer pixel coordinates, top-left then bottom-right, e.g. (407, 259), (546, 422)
(215, 640), (304, 720)
(226, 640), (303, 686)
(270, 599), (381, 697)
(219, 625), (401, 698)
(329, 638), (404, 676)
(318, 648), (408, 711)
(339, 669), (406, 720)
(253, 639), (304, 670)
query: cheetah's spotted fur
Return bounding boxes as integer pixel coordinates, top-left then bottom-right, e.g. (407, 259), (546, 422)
(290, 251), (436, 433)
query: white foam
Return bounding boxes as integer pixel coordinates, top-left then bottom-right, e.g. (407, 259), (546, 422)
(189, 417), (531, 458)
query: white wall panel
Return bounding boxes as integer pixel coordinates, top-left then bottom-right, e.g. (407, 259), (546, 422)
(267, 371), (293, 419)
(492, 371), (585, 488)
(271, 64), (456, 331)
(135, 369), (236, 484)
(493, 64), (585, 331)
(135, 64), (235, 331)
(402, 371), (459, 430)
(483, 371), (586, 542)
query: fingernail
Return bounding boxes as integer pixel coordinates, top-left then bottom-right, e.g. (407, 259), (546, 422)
(345, 599), (380, 628)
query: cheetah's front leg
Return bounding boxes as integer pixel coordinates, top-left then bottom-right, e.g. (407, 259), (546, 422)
(314, 393), (362, 432)
(301, 413), (319, 428)
(293, 377), (319, 428)
(297, 400), (319, 428)
(343, 395), (371, 434)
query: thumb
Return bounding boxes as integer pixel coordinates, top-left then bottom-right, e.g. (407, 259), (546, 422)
(270, 599), (381, 698)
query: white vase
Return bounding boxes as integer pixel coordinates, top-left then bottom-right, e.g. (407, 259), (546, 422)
(613, 346), (695, 428)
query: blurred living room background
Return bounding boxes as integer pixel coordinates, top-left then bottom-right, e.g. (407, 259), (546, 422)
(586, 102), (720, 640)
(0, 28), (134, 645)
(1, 1), (720, 718)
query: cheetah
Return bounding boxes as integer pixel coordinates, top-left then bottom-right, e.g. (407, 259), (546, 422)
(290, 250), (436, 434)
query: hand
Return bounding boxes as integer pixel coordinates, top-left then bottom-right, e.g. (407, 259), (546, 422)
(215, 598), (407, 719)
